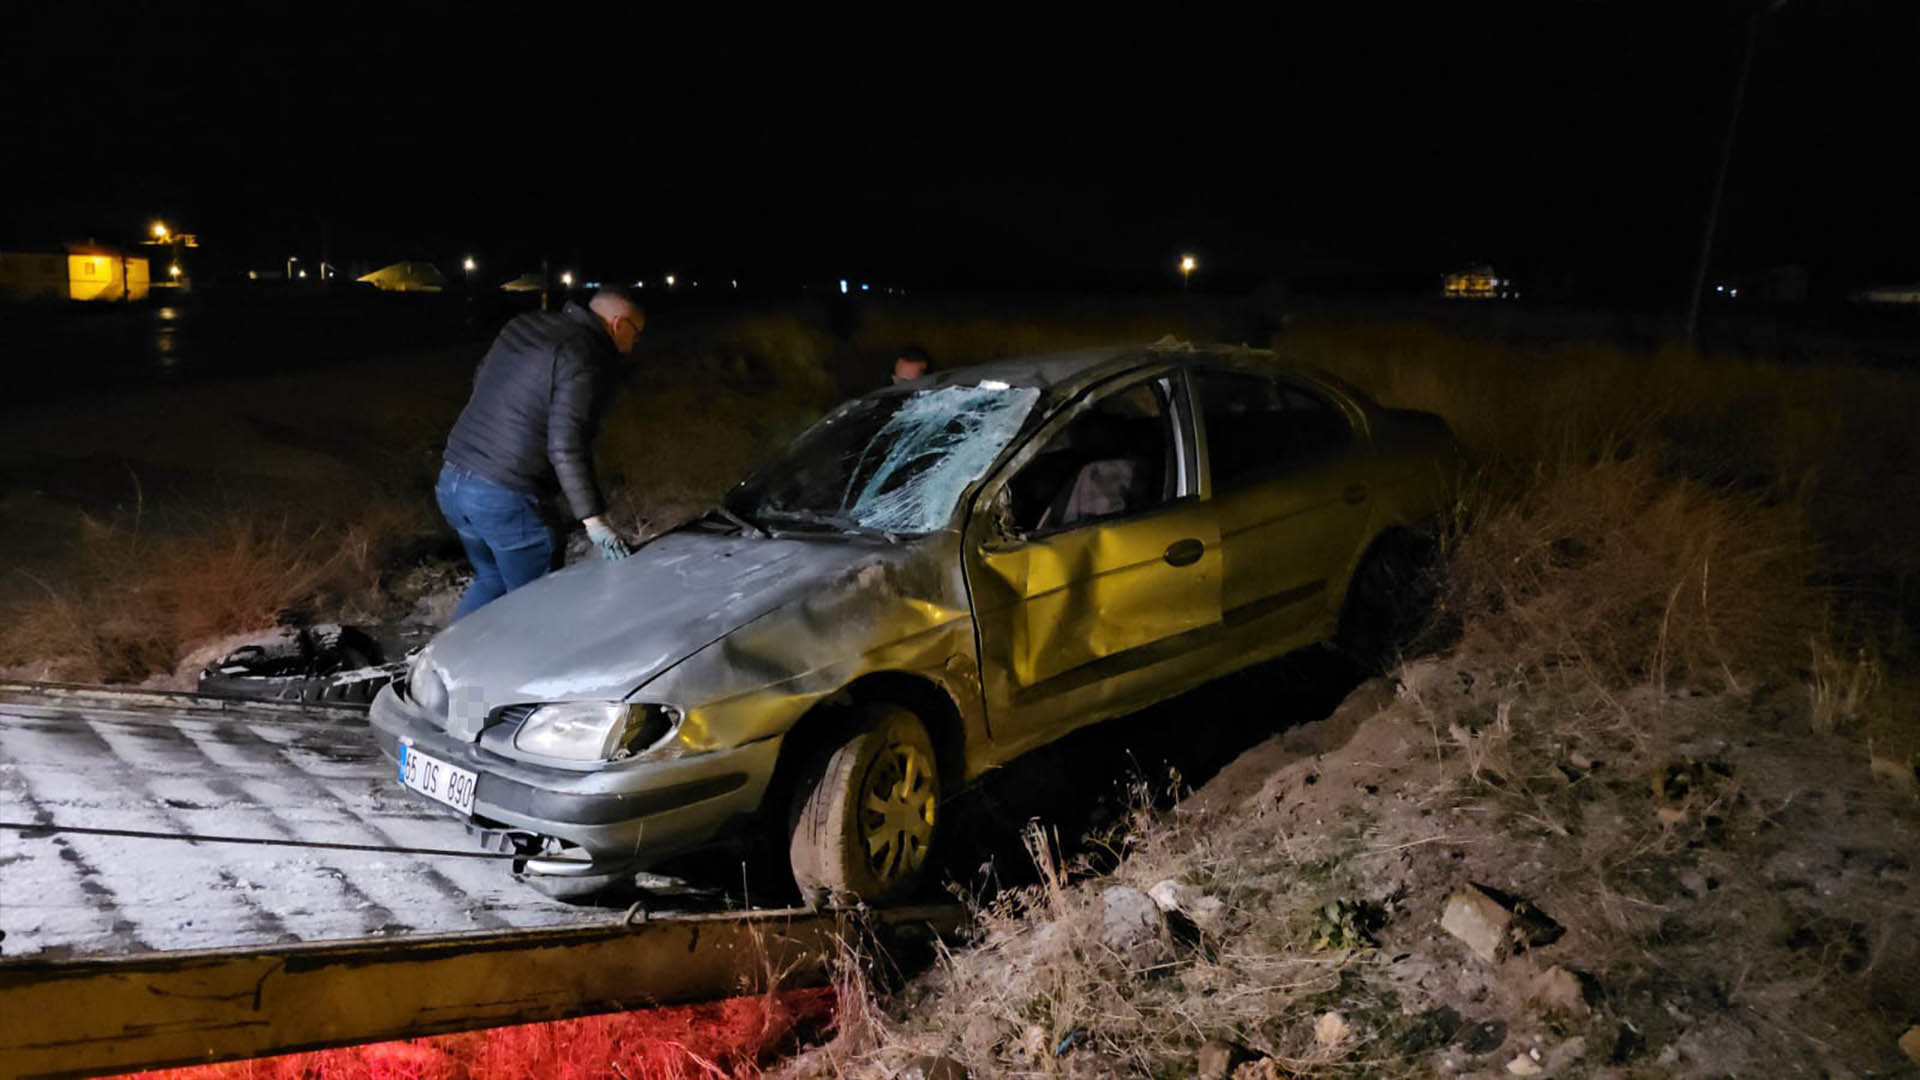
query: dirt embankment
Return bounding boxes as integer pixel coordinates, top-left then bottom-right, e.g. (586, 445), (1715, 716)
(790, 660), (1914, 1079)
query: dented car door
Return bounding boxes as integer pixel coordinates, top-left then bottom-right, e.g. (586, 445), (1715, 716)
(963, 368), (1223, 748)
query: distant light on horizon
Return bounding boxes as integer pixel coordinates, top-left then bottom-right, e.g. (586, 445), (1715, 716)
(463, 256), (476, 272)
(560, 271), (574, 286)
(666, 274), (676, 287)
(1180, 254), (1197, 274)
(839, 279), (848, 294)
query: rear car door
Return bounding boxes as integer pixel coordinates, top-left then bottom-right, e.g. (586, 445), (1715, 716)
(1192, 367), (1372, 635)
(963, 368), (1222, 747)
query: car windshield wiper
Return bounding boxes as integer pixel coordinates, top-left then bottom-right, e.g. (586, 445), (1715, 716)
(755, 507), (900, 543)
(705, 503), (769, 539)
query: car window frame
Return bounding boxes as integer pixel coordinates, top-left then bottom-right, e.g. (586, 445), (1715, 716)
(1191, 365), (1358, 494)
(978, 364), (1201, 543)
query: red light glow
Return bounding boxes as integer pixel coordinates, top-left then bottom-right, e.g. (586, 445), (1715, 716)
(113, 988), (836, 1080)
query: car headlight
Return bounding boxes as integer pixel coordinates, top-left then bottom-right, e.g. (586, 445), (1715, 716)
(511, 702), (683, 762)
(407, 655), (448, 716)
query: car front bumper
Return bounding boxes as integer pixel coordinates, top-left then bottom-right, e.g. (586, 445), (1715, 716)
(369, 686), (782, 875)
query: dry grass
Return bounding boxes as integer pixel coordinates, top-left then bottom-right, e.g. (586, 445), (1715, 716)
(1284, 319), (1920, 584)
(1440, 449), (1820, 697)
(0, 501), (435, 684)
(1807, 639), (1887, 735)
(818, 804), (1385, 1076)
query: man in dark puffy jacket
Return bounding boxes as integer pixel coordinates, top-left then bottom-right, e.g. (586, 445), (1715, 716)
(436, 287), (644, 620)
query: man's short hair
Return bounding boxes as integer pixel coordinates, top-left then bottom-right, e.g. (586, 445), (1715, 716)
(896, 344), (931, 368)
(592, 284), (640, 312)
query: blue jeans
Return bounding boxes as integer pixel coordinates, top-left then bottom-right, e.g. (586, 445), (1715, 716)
(435, 463), (556, 621)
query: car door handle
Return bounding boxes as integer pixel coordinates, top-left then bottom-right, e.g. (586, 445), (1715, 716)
(1163, 538), (1205, 567)
(1343, 483), (1369, 505)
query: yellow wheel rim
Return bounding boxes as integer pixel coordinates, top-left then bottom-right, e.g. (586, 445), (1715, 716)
(860, 739), (937, 886)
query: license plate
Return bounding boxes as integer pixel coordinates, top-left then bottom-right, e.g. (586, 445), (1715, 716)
(398, 740), (478, 816)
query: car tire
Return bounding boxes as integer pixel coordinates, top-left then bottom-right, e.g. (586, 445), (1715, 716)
(787, 704), (941, 906)
(197, 625), (398, 706)
(1335, 530), (1438, 673)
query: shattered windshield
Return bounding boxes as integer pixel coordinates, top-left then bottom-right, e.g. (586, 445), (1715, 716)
(728, 384), (1041, 536)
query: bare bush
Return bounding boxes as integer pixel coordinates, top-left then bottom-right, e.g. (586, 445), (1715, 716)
(1, 502), (434, 684)
(1441, 449), (1819, 696)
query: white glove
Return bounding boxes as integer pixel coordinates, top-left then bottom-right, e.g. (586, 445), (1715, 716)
(583, 516), (632, 560)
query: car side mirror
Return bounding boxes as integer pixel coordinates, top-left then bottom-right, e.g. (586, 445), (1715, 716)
(979, 489), (1027, 554)
(981, 533), (1027, 555)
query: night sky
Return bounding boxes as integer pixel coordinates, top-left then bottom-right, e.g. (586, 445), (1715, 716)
(5, 3), (1914, 299)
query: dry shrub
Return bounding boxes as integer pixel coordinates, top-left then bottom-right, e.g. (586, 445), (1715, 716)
(1442, 449), (1819, 694)
(1807, 638), (1886, 734)
(1285, 319), (1920, 585)
(0, 502), (434, 684)
(854, 780), (1391, 1077)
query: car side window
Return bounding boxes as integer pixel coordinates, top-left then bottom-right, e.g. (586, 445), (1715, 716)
(1005, 379), (1177, 535)
(1195, 370), (1350, 490)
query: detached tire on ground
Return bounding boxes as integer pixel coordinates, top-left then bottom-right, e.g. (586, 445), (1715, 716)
(1335, 529), (1440, 673)
(197, 625), (399, 706)
(788, 704), (941, 906)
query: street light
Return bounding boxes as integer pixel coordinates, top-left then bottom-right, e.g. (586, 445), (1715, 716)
(463, 256), (477, 273)
(665, 274), (676, 287)
(560, 271), (574, 287)
(152, 221), (170, 242)
(1180, 254), (1197, 291)
(168, 264), (181, 278)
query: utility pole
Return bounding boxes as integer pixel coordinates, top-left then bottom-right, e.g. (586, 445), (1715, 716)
(1685, 2), (1779, 351)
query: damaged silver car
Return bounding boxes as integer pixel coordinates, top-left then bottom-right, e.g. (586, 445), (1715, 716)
(371, 343), (1458, 902)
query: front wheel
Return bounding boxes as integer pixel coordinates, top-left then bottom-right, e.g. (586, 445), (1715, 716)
(787, 705), (941, 905)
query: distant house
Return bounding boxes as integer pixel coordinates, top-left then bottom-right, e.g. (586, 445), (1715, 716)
(500, 272), (544, 293)
(357, 261), (448, 293)
(1442, 265), (1516, 300)
(1851, 283), (1920, 306)
(0, 245), (150, 301)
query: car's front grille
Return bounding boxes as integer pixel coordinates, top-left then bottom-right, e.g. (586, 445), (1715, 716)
(487, 703), (540, 729)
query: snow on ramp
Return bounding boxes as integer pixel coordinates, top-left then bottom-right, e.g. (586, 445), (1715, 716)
(0, 693), (586, 959)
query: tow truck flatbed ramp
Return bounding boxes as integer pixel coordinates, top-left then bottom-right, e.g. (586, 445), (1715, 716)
(0, 680), (968, 1077)
(0, 903), (959, 1079)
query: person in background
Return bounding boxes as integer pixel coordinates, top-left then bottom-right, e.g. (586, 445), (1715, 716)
(892, 344), (932, 384)
(437, 287), (643, 620)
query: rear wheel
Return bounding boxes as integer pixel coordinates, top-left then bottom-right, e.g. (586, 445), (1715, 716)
(1335, 530), (1438, 672)
(787, 704), (940, 905)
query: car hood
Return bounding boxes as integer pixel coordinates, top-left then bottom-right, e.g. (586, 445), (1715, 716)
(421, 529), (881, 707)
